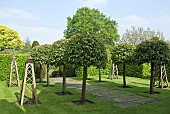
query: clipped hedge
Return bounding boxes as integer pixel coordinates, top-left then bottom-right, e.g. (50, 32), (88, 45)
(75, 62), (111, 77)
(117, 63), (151, 78)
(0, 54), (28, 81)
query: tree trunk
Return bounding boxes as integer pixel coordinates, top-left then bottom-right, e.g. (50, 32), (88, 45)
(81, 66), (88, 104)
(150, 62), (154, 94)
(111, 63), (115, 80)
(123, 64), (126, 88)
(62, 65), (67, 94)
(39, 64), (42, 82)
(99, 68), (101, 82)
(46, 64), (50, 87)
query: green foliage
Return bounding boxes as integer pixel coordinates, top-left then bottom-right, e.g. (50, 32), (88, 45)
(0, 54), (28, 81)
(135, 37), (170, 64)
(31, 41), (40, 49)
(51, 39), (67, 66)
(31, 44), (51, 65)
(118, 63), (150, 78)
(112, 43), (135, 64)
(22, 38), (31, 53)
(64, 35), (107, 68)
(0, 25), (23, 51)
(64, 7), (119, 46)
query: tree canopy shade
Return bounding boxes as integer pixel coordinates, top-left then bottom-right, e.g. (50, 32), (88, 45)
(135, 37), (170, 94)
(0, 25), (23, 51)
(112, 43), (135, 87)
(64, 34), (107, 104)
(121, 26), (164, 45)
(64, 7), (119, 46)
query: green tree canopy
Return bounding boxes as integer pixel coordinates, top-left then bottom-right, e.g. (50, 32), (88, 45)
(135, 37), (170, 64)
(112, 43), (135, 64)
(31, 41), (40, 49)
(31, 44), (51, 86)
(111, 43), (135, 87)
(31, 44), (51, 65)
(64, 34), (107, 103)
(51, 39), (67, 66)
(64, 7), (119, 46)
(0, 25), (23, 51)
(121, 26), (164, 45)
(64, 35), (107, 68)
(135, 37), (170, 94)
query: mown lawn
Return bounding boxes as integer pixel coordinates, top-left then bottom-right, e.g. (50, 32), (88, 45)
(0, 75), (170, 114)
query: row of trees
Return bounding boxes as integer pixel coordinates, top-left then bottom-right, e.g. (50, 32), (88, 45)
(1, 7), (170, 104)
(30, 7), (170, 104)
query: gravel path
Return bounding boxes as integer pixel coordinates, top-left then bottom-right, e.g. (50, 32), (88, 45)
(50, 77), (159, 108)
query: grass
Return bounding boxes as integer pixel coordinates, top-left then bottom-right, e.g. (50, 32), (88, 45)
(0, 75), (170, 114)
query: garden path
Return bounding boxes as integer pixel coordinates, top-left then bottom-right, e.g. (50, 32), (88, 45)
(50, 77), (159, 108)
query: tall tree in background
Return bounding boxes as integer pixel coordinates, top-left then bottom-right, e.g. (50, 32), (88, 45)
(121, 26), (164, 45)
(31, 41), (40, 49)
(64, 35), (107, 104)
(135, 37), (170, 94)
(64, 7), (119, 46)
(31, 40), (40, 79)
(0, 25), (23, 51)
(23, 37), (31, 53)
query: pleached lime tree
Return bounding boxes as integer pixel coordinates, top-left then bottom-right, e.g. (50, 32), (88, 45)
(51, 39), (68, 94)
(112, 43), (135, 88)
(135, 37), (170, 94)
(64, 34), (107, 104)
(31, 44), (52, 86)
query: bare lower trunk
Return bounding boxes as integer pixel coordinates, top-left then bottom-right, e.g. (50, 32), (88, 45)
(62, 65), (67, 94)
(81, 66), (88, 104)
(99, 68), (101, 82)
(150, 62), (154, 94)
(123, 64), (126, 88)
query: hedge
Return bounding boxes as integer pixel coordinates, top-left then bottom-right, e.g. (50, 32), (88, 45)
(0, 54), (29, 81)
(75, 63), (152, 79)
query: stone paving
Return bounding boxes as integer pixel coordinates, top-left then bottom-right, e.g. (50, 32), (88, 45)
(50, 77), (159, 108)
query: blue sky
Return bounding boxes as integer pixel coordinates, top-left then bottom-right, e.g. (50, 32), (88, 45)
(1, 0), (170, 44)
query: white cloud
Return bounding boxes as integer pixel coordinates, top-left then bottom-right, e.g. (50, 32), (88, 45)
(7, 23), (64, 44)
(79, 0), (108, 8)
(0, 8), (40, 20)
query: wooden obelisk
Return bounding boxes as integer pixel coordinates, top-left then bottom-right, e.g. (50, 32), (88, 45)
(154, 64), (169, 89)
(20, 56), (38, 105)
(9, 56), (20, 87)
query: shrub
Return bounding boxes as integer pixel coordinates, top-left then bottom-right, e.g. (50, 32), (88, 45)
(0, 54), (28, 81)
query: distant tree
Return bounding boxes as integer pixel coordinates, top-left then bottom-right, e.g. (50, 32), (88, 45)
(121, 26), (164, 45)
(64, 34), (107, 104)
(31, 41), (40, 49)
(51, 39), (68, 94)
(0, 25), (23, 51)
(23, 37), (31, 53)
(31, 44), (52, 86)
(64, 7), (119, 46)
(135, 37), (170, 94)
(112, 43), (135, 88)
